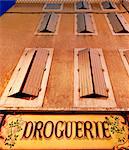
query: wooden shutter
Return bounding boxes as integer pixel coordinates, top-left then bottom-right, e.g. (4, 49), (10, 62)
(107, 13), (124, 33)
(124, 50), (129, 64)
(45, 3), (61, 9)
(89, 49), (108, 97)
(77, 13), (94, 33)
(77, 13), (86, 33)
(39, 13), (51, 32)
(78, 49), (108, 98)
(107, 13), (129, 33)
(8, 49), (49, 99)
(84, 14), (94, 33)
(102, 1), (115, 9)
(122, 0), (129, 12)
(47, 13), (59, 33)
(39, 13), (59, 33)
(76, 1), (89, 9)
(78, 49), (93, 97)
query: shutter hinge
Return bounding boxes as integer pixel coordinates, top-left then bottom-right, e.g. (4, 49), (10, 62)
(106, 88), (109, 92)
(78, 88), (80, 92)
(77, 69), (79, 72)
(102, 68), (104, 72)
(18, 68), (21, 71)
(44, 68), (46, 72)
(9, 87), (12, 92)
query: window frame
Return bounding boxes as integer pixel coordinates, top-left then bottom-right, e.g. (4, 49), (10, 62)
(0, 48), (54, 108)
(74, 13), (97, 35)
(105, 13), (129, 35)
(74, 48), (116, 108)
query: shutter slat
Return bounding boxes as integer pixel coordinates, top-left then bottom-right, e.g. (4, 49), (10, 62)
(107, 13), (124, 33)
(78, 49), (93, 97)
(124, 50), (129, 64)
(39, 13), (51, 32)
(77, 13), (85, 33)
(45, 3), (61, 9)
(85, 14), (94, 33)
(22, 49), (48, 97)
(90, 49), (108, 97)
(47, 13), (59, 33)
(8, 50), (36, 96)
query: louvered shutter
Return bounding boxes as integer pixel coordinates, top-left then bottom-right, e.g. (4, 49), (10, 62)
(78, 49), (93, 97)
(78, 49), (108, 98)
(47, 13), (59, 33)
(122, 0), (129, 12)
(39, 13), (59, 33)
(39, 13), (51, 32)
(107, 13), (124, 33)
(77, 13), (86, 33)
(8, 49), (49, 98)
(77, 13), (94, 33)
(107, 13), (129, 33)
(89, 49), (108, 97)
(84, 14), (94, 33)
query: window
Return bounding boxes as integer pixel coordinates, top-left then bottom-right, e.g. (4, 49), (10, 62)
(101, 1), (116, 9)
(0, 48), (53, 107)
(119, 49), (129, 76)
(122, 0), (129, 12)
(43, 3), (63, 10)
(75, 13), (97, 35)
(74, 48), (116, 108)
(35, 13), (60, 35)
(105, 13), (129, 35)
(75, 1), (91, 10)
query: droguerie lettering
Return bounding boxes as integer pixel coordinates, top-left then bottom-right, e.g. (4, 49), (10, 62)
(21, 120), (111, 140)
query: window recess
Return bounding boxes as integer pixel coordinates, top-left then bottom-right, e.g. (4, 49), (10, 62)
(35, 13), (60, 35)
(76, 1), (90, 10)
(0, 48), (53, 108)
(101, 1), (116, 9)
(75, 13), (97, 35)
(106, 13), (129, 35)
(43, 3), (63, 10)
(119, 49), (129, 76)
(74, 48), (116, 108)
